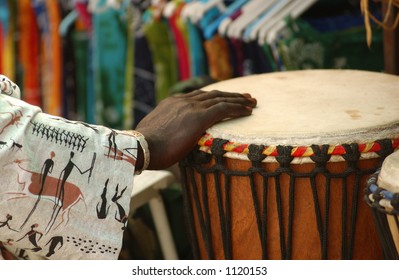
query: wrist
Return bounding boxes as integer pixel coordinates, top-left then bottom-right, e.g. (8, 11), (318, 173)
(127, 130), (150, 175)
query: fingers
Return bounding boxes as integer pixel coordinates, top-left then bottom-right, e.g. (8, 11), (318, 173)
(205, 102), (254, 125)
(200, 96), (256, 109)
(179, 89), (256, 104)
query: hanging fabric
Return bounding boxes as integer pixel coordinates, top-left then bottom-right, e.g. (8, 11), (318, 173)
(143, 3), (178, 103)
(1, 0), (16, 80)
(18, 0), (41, 107)
(92, 0), (129, 129)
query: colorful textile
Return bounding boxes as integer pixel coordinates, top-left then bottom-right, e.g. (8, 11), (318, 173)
(18, 0), (41, 107)
(168, 4), (190, 81)
(203, 34), (233, 81)
(0, 75), (137, 259)
(144, 18), (178, 103)
(92, 1), (127, 129)
(1, 0), (16, 80)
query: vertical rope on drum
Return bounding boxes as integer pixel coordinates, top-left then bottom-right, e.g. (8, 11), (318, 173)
(262, 176), (269, 259)
(310, 175), (324, 255)
(286, 175), (296, 260)
(248, 144), (268, 259)
(322, 177), (331, 260)
(179, 162), (200, 259)
(341, 177), (348, 259)
(200, 173), (214, 259)
(212, 138), (230, 259)
(274, 174), (286, 259)
(249, 174), (264, 258)
(224, 173), (233, 259)
(342, 143), (361, 259)
(310, 144), (331, 258)
(188, 166), (211, 259)
(275, 145), (294, 259)
(213, 170), (229, 259)
(348, 174), (360, 259)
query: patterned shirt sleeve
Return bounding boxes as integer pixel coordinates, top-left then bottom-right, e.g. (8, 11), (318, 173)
(0, 75), (138, 259)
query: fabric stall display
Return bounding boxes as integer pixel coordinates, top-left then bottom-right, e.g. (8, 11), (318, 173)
(0, 0), (384, 128)
(0, 0), (135, 130)
(149, 0), (383, 87)
(92, 4), (130, 129)
(276, 14), (384, 71)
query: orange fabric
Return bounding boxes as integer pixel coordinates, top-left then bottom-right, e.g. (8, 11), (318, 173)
(204, 34), (233, 81)
(18, 0), (41, 106)
(45, 0), (62, 116)
(0, 24), (3, 74)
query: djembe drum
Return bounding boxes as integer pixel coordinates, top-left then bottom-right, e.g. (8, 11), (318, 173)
(365, 150), (399, 259)
(179, 70), (399, 260)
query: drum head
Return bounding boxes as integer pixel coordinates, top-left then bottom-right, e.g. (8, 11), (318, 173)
(202, 70), (399, 146)
(378, 150), (399, 193)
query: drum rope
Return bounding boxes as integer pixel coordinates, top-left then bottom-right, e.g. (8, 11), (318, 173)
(310, 175), (324, 254)
(212, 139), (233, 260)
(179, 163), (201, 258)
(180, 165), (203, 258)
(180, 139), (391, 259)
(287, 176), (295, 260)
(343, 144), (362, 260)
(189, 166), (213, 259)
(249, 172), (267, 259)
(249, 145), (269, 259)
(200, 173), (213, 258)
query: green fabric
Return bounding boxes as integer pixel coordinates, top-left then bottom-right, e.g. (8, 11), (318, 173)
(123, 6), (134, 130)
(72, 30), (89, 122)
(262, 44), (279, 72)
(277, 18), (384, 72)
(144, 19), (178, 103)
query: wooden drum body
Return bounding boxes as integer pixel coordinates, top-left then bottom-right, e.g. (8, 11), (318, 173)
(179, 70), (399, 260)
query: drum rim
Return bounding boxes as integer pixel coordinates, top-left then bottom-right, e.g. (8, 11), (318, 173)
(198, 133), (399, 163)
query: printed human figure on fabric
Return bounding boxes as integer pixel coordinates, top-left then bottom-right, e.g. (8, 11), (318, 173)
(0, 75), (138, 260)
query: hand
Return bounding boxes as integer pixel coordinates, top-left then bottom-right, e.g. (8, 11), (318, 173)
(135, 90), (257, 170)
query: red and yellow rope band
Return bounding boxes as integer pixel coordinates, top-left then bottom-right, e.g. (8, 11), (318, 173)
(198, 133), (399, 158)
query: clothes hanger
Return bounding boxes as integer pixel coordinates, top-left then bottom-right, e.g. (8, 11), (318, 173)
(242, 0), (290, 42)
(256, 0), (301, 44)
(190, 0), (226, 24)
(59, 9), (78, 37)
(203, 0), (249, 40)
(262, 0), (317, 45)
(217, 0), (262, 36)
(226, 0), (277, 39)
(181, 1), (197, 20)
(163, 1), (178, 18)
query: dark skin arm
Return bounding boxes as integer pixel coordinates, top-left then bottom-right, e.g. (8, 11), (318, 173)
(134, 90), (257, 170)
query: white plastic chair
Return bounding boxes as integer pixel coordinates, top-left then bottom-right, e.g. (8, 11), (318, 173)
(130, 170), (179, 260)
